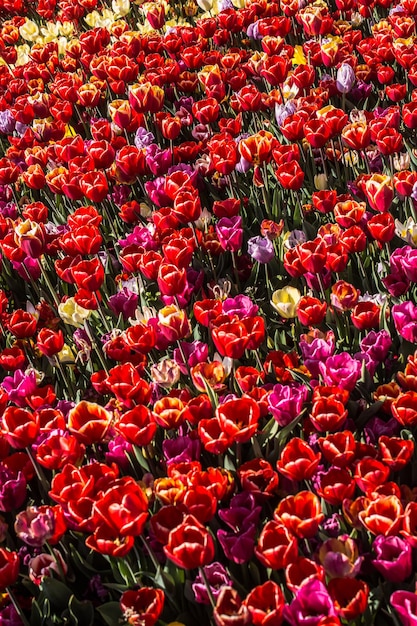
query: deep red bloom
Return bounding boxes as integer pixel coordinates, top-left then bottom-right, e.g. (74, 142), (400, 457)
(243, 581), (285, 626)
(7, 310), (37, 338)
(1, 406), (39, 449)
(120, 588), (164, 626)
(297, 296), (327, 326)
(164, 514), (215, 569)
(211, 318), (250, 359)
(216, 397), (260, 443)
(328, 578), (369, 621)
(318, 431), (356, 468)
(93, 476), (148, 537)
(274, 491), (324, 538)
(255, 520), (298, 569)
(277, 438), (321, 481)
(0, 549), (20, 591)
(67, 401), (112, 445)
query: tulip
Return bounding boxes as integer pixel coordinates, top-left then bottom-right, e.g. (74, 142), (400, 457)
(391, 590), (417, 626)
(192, 563), (233, 605)
(336, 63), (356, 93)
(284, 579), (337, 626)
(0, 549), (20, 591)
(247, 236), (274, 263)
(271, 286), (301, 318)
(120, 588), (164, 626)
(372, 535), (412, 582)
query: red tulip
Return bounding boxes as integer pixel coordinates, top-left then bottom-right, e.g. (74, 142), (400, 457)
(120, 588), (164, 626)
(164, 514), (215, 569)
(0, 549), (19, 591)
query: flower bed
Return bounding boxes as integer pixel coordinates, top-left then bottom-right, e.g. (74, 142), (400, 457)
(0, 0), (417, 624)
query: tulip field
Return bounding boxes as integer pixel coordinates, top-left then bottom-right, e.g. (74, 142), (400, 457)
(2, 0), (417, 624)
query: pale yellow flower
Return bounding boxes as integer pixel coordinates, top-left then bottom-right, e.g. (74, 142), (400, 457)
(58, 298), (91, 328)
(393, 152), (410, 171)
(59, 21), (75, 37)
(112, 0), (130, 17)
(56, 344), (76, 364)
(314, 174), (328, 190)
(16, 44), (31, 66)
(85, 8), (115, 28)
(57, 37), (68, 55)
(395, 218), (417, 246)
(19, 19), (40, 41)
(197, 0), (213, 10)
(343, 150), (359, 166)
(271, 286), (301, 318)
(40, 22), (60, 39)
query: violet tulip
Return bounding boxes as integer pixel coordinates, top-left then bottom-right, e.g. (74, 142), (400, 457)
(216, 216), (243, 252)
(392, 301), (417, 343)
(319, 352), (362, 391)
(391, 590), (417, 626)
(284, 579), (337, 626)
(192, 562), (233, 605)
(372, 535), (412, 582)
(247, 236), (275, 263)
(268, 383), (308, 426)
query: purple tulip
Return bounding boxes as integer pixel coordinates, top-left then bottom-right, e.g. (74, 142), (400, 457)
(360, 330), (392, 362)
(300, 331), (335, 378)
(222, 295), (258, 319)
(173, 340), (209, 373)
(391, 590), (417, 626)
(268, 383), (308, 426)
(2, 369), (38, 407)
(108, 288), (138, 321)
(217, 523), (257, 565)
(216, 216), (243, 252)
(146, 144), (172, 176)
(364, 416), (400, 444)
(319, 352), (362, 391)
(14, 506), (56, 547)
(119, 225), (158, 250)
(162, 434), (201, 465)
(105, 434), (133, 472)
(318, 535), (362, 579)
(145, 176), (171, 207)
(134, 126), (155, 149)
(392, 301), (417, 343)
(192, 562), (233, 605)
(305, 267), (332, 291)
(0, 110), (15, 134)
(0, 603), (24, 626)
(218, 492), (262, 532)
(284, 579), (337, 626)
(336, 63), (356, 93)
(247, 236), (275, 263)
(372, 535), (413, 582)
(402, 247), (417, 282)
(13, 258), (42, 282)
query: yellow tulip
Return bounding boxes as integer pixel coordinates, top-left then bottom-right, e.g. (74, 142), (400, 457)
(58, 298), (91, 328)
(271, 286), (301, 318)
(19, 19), (39, 41)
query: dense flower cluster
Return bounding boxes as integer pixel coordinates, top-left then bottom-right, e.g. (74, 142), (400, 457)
(1, 0), (417, 624)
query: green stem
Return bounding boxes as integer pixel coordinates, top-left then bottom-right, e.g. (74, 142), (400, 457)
(199, 566), (216, 609)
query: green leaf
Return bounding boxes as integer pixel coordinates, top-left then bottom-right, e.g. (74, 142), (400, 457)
(68, 596), (94, 626)
(31, 599), (47, 626)
(154, 566), (176, 594)
(40, 577), (72, 609)
(96, 602), (123, 626)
